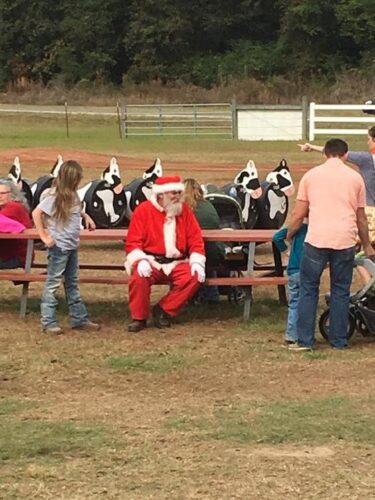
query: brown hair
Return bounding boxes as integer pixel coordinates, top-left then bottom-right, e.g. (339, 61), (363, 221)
(183, 178), (203, 210)
(369, 126), (375, 140)
(53, 161), (83, 225)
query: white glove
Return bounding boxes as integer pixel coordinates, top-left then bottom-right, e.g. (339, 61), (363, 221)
(137, 259), (152, 277)
(191, 262), (206, 283)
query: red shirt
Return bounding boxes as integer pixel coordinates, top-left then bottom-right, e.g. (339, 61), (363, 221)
(0, 201), (33, 265)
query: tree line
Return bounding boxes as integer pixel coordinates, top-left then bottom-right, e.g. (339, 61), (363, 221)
(0, 0), (373, 90)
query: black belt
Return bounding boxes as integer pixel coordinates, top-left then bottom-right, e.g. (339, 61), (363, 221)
(147, 253), (186, 264)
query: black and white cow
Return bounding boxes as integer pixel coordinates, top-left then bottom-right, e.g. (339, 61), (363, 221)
(123, 158), (163, 221)
(254, 159), (294, 229)
(78, 157), (127, 228)
(204, 159), (294, 230)
(30, 154), (64, 209)
(7, 156), (33, 209)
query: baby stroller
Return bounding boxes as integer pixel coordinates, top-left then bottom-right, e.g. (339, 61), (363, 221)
(204, 193), (249, 304)
(319, 258), (375, 341)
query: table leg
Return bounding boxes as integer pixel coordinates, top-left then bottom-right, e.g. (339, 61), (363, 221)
(20, 239), (34, 317)
(243, 242), (255, 321)
(272, 242), (287, 305)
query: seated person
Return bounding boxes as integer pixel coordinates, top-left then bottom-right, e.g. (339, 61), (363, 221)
(125, 175), (206, 332)
(183, 178), (225, 303)
(0, 179), (33, 269)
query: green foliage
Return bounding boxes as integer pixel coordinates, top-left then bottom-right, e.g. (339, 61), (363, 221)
(0, 0), (372, 89)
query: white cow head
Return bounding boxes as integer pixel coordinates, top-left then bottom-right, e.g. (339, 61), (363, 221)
(266, 159), (294, 197)
(8, 157), (22, 186)
(101, 157), (123, 194)
(143, 158), (163, 182)
(234, 160), (262, 199)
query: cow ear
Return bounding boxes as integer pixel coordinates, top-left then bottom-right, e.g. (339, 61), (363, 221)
(155, 158), (163, 176)
(246, 160), (255, 171)
(280, 159), (288, 169)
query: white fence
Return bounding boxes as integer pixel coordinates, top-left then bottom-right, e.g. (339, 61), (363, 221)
(309, 103), (375, 140)
(236, 104), (307, 141)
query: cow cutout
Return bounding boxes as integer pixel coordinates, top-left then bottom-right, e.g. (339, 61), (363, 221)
(204, 159), (293, 230)
(123, 158), (163, 221)
(234, 160), (262, 199)
(7, 156), (33, 209)
(30, 154), (64, 209)
(78, 157), (127, 228)
(265, 159), (294, 197)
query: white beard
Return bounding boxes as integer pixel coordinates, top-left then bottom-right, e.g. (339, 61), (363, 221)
(165, 201), (182, 216)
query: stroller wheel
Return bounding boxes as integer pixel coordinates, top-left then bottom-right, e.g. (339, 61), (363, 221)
(318, 308), (356, 342)
(356, 317), (370, 336)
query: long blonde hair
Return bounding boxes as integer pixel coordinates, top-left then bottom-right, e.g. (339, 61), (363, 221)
(183, 178), (203, 210)
(53, 161), (83, 224)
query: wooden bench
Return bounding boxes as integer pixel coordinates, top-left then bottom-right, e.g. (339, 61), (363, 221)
(0, 228), (287, 320)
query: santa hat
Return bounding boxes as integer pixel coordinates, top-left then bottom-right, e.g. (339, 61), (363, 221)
(152, 175), (184, 195)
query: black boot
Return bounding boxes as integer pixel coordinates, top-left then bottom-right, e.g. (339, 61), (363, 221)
(152, 304), (171, 328)
(128, 319), (147, 333)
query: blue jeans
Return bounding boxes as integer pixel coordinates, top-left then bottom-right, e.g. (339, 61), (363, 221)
(286, 272), (300, 342)
(297, 243), (355, 348)
(41, 246), (88, 329)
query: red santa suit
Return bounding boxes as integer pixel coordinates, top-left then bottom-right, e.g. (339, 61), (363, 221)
(125, 177), (205, 321)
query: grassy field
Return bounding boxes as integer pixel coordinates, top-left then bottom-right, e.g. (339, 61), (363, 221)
(0, 113), (368, 166)
(1, 120), (375, 499)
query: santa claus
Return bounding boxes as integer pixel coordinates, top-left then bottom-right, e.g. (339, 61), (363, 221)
(125, 175), (206, 332)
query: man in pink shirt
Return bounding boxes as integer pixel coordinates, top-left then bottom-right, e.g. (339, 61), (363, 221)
(287, 139), (375, 350)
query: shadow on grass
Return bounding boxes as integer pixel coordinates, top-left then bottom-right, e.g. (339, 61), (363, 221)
(164, 395), (375, 445)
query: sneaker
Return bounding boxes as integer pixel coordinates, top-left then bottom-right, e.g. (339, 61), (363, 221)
(128, 319), (147, 333)
(288, 344), (313, 352)
(152, 304), (171, 328)
(72, 321), (101, 331)
(42, 325), (63, 335)
(283, 340), (297, 348)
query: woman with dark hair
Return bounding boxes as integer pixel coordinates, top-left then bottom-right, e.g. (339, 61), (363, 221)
(184, 178), (225, 303)
(0, 178), (33, 269)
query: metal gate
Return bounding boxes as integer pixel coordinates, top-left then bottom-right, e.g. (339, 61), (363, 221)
(120, 103), (233, 137)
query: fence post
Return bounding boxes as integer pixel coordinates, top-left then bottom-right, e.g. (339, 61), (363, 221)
(309, 102), (315, 141)
(193, 104), (197, 136)
(116, 102), (123, 139)
(158, 106), (163, 136)
(301, 95), (308, 140)
(231, 98), (238, 140)
(64, 101), (69, 138)
(122, 104), (128, 138)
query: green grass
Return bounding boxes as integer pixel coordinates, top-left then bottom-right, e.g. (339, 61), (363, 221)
(0, 113), (368, 165)
(0, 419), (111, 461)
(107, 351), (188, 373)
(0, 399), (35, 416)
(164, 396), (375, 445)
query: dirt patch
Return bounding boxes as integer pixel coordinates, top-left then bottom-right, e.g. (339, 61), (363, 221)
(251, 445), (335, 458)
